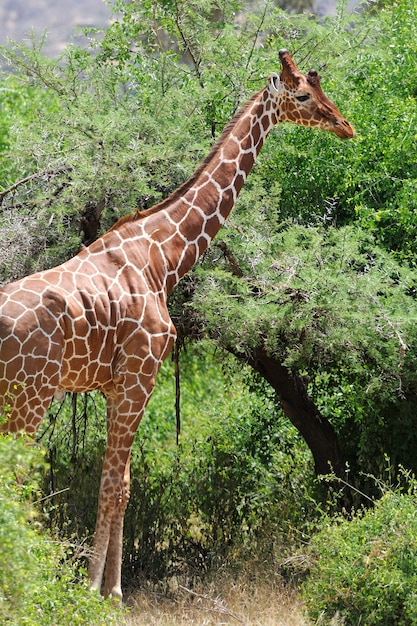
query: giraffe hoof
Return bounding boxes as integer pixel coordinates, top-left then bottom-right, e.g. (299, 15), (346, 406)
(107, 587), (123, 602)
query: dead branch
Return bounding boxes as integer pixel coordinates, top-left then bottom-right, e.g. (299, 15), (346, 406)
(178, 584), (247, 625)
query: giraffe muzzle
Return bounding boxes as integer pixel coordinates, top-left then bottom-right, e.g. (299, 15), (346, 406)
(333, 118), (355, 139)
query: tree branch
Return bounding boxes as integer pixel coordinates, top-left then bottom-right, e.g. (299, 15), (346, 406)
(174, 0), (204, 88)
(226, 343), (346, 481)
(215, 241), (244, 277)
(0, 167), (72, 207)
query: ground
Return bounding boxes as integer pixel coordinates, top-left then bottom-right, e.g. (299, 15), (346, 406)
(124, 575), (311, 626)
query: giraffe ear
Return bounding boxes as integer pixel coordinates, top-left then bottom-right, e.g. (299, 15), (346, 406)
(269, 72), (282, 95)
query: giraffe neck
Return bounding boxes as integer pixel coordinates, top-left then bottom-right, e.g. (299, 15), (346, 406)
(117, 85), (279, 294)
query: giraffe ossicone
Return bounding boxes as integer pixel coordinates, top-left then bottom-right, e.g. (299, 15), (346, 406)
(0, 50), (354, 600)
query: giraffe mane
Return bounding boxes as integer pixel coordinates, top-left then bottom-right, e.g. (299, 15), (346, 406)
(110, 88), (264, 231)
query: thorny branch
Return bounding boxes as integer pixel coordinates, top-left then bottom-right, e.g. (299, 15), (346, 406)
(0, 166), (71, 207)
(215, 240), (244, 277)
(370, 294), (408, 361)
(174, 0), (204, 88)
(245, 0), (269, 72)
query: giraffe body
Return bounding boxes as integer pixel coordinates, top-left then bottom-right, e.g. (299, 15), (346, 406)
(0, 235), (175, 426)
(0, 51), (354, 599)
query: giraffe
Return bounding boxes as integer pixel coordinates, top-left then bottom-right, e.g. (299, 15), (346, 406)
(0, 50), (354, 600)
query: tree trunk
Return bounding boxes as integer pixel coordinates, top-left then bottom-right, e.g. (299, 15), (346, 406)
(233, 346), (346, 479)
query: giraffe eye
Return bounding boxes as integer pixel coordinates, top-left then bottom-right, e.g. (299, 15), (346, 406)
(296, 94), (310, 102)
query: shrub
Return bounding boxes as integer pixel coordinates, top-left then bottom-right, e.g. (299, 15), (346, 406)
(122, 347), (318, 583)
(302, 480), (417, 625)
(39, 345), (318, 586)
(0, 436), (126, 625)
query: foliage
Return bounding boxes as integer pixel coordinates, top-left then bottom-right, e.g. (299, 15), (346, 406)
(302, 476), (417, 625)
(256, 0), (417, 261)
(38, 391), (107, 536)
(0, 436), (126, 625)
(40, 345), (317, 584)
(188, 222), (417, 481)
(124, 366), (316, 581)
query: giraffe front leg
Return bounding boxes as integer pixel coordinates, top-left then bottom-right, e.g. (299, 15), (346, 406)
(88, 324), (175, 599)
(88, 517), (110, 594)
(102, 454), (131, 600)
(88, 451), (132, 599)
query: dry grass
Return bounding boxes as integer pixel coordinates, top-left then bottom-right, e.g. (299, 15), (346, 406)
(124, 573), (312, 626)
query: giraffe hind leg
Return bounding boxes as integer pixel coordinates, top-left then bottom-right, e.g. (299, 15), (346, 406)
(102, 455), (130, 600)
(88, 373), (158, 599)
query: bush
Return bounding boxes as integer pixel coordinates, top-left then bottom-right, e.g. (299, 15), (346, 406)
(302, 479), (417, 625)
(123, 347), (318, 582)
(0, 436), (126, 625)
(39, 345), (318, 586)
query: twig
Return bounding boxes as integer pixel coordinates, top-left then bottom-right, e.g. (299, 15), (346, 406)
(178, 585), (247, 625)
(34, 486), (70, 504)
(174, 342), (181, 445)
(216, 241), (244, 277)
(326, 475), (374, 503)
(245, 0), (269, 72)
(174, 0), (204, 88)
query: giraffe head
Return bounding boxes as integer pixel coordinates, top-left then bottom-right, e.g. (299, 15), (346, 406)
(268, 49), (354, 139)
